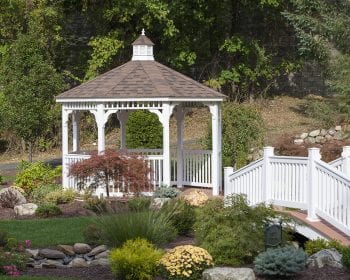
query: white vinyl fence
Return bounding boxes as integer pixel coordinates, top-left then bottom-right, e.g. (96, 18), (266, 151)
(224, 146), (350, 236)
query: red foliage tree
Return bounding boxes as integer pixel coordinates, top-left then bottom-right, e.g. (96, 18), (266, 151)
(69, 149), (152, 197)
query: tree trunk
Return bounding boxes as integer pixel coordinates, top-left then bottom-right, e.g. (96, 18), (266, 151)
(28, 142), (33, 162)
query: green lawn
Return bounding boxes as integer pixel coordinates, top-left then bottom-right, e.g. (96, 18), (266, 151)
(0, 276), (75, 280)
(0, 216), (92, 247)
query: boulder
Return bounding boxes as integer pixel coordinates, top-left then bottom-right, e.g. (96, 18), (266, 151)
(182, 190), (209, 206)
(315, 136), (326, 143)
(0, 187), (26, 208)
(307, 248), (343, 269)
(89, 258), (109, 266)
(305, 137), (316, 144)
(203, 267), (256, 280)
(325, 134), (333, 141)
(334, 131), (344, 140)
(73, 243), (91, 254)
(70, 257), (88, 268)
(57, 245), (75, 256)
(309, 129), (320, 137)
(95, 250), (110, 259)
(25, 249), (39, 259)
(335, 125), (342, 131)
(328, 129), (336, 136)
(14, 203), (37, 216)
(320, 129), (327, 136)
(39, 249), (66, 259)
(86, 245), (107, 257)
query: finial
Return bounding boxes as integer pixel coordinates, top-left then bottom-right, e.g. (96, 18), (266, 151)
(141, 28), (145, 36)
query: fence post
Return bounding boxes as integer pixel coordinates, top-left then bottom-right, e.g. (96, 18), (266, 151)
(307, 147), (321, 222)
(262, 147), (274, 203)
(341, 146), (350, 177)
(224, 166), (234, 196)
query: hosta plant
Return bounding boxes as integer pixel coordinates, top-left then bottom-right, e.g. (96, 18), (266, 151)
(160, 245), (213, 280)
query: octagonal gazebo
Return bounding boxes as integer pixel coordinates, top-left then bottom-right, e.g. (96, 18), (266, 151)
(56, 30), (225, 196)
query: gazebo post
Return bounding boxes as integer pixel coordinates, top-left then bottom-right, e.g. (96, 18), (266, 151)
(161, 103), (174, 187)
(210, 102), (222, 195)
(175, 106), (185, 188)
(96, 104), (106, 153)
(62, 107), (70, 188)
(72, 111), (80, 152)
(117, 111), (129, 150)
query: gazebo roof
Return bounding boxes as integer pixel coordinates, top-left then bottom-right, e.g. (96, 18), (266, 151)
(56, 31), (224, 101)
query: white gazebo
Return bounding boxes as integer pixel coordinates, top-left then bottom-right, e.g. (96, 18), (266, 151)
(56, 30), (225, 196)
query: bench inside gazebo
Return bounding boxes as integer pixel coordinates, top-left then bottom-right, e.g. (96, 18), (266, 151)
(56, 30), (225, 196)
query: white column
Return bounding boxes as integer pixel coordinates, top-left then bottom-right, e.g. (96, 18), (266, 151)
(262, 146), (274, 203)
(307, 147), (321, 222)
(62, 108), (70, 188)
(209, 103), (222, 196)
(117, 111), (129, 150)
(162, 103), (172, 187)
(175, 107), (185, 188)
(224, 166), (234, 196)
(72, 111), (80, 152)
(341, 146), (350, 176)
(95, 104), (106, 154)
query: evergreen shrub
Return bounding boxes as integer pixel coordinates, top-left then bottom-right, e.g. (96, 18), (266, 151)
(154, 185), (180, 198)
(206, 102), (264, 168)
(254, 246), (307, 277)
(44, 189), (75, 204)
(342, 246), (350, 269)
(126, 110), (162, 149)
(109, 238), (163, 280)
(194, 194), (277, 265)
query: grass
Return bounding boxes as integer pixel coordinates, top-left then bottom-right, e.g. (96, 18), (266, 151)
(0, 216), (92, 247)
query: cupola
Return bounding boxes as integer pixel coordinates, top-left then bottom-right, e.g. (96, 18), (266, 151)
(131, 29), (155, 61)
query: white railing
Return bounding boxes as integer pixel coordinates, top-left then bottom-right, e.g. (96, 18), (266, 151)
(182, 150), (212, 187)
(224, 146), (350, 237)
(64, 148), (213, 192)
(225, 159), (264, 205)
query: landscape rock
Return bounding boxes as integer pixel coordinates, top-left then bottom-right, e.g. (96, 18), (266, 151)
(307, 248), (343, 269)
(335, 125), (342, 131)
(70, 257), (88, 267)
(57, 245), (75, 256)
(300, 132), (308, 139)
(39, 249), (66, 259)
(89, 258), (109, 266)
(294, 139), (304, 145)
(182, 190), (209, 206)
(86, 245), (107, 257)
(315, 136), (326, 143)
(14, 203), (37, 216)
(202, 267), (256, 280)
(325, 134), (333, 141)
(320, 129), (327, 136)
(305, 137), (316, 144)
(328, 129), (336, 136)
(0, 187), (26, 208)
(73, 243), (91, 254)
(334, 131), (344, 140)
(95, 250), (110, 259)
(42, 259), (65, 268)
(26, 249), (39, 258)
(309, 129), (320, 137)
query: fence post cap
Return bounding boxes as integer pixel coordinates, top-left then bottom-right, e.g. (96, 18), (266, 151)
(263, 146), (274, 156)
(342, 146), (350, 157)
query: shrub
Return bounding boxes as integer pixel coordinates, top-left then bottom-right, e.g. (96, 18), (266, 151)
(128, 196), (151, 212)
(30, 184), (62, 204)
(83, 224), (104, 245)
(342, 246), (350, 269)
(35, 203), (62, 218)
(161, 199), (196, 236)
(194, 194), (278, 265)
(84, 196), (108, 214)
(15, 161), (61, 195)
(206, 102), (264, 168)
(94, 210), (176, 247)
(126, 110), (162, 149)
(153, 185), (180, 198)
(160, 245), (213, 280)
(69, 149), (152, 197)
(0, 174), (3, 185)
(0, 250), (29, 274)
(303, 97), (340, 127)
(254, 246), (307, 277)
(44, 189), (75, 204)
(0, 187), (24, 208)
(109, 238), (163, 280)
(304, 238), (344, 256)
(0, 229), (9, 247)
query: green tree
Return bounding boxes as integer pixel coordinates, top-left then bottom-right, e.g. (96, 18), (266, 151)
(0, 34), (66, 161)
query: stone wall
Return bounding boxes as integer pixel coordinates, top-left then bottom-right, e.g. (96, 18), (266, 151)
(293, 126), (348, 145)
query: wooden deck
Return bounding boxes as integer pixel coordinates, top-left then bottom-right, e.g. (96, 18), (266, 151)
(282, 210), (350, 246)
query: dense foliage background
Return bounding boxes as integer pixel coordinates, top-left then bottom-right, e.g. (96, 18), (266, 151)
(0, 0), (350, 159)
